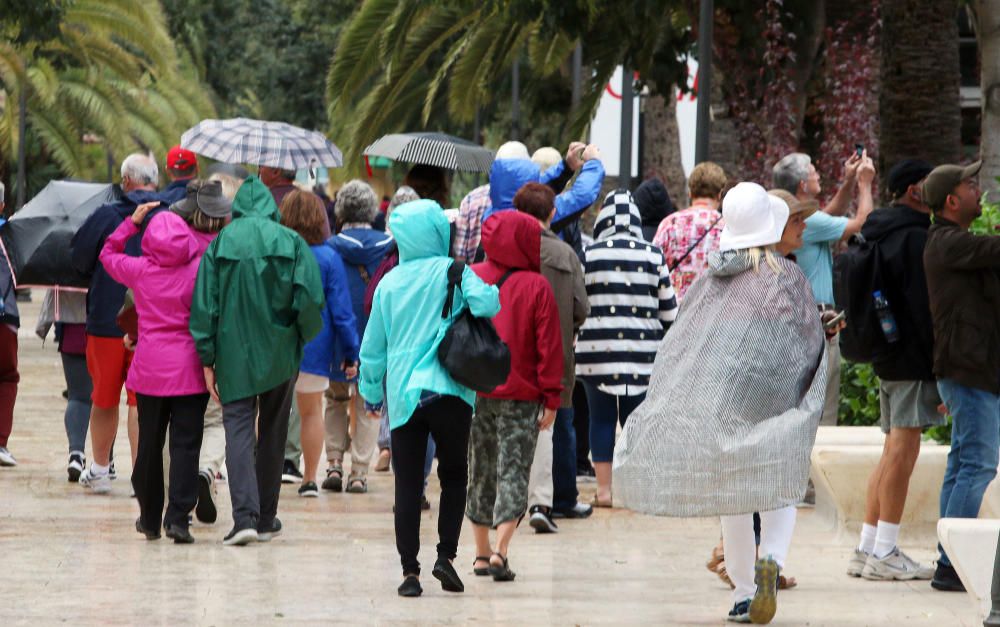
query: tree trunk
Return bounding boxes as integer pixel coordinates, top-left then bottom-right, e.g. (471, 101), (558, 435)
(15, 89), (27, 212)
(977, 0), (1000, 200)
(879, 0), (962, 176)
(641, 93), (687, 206)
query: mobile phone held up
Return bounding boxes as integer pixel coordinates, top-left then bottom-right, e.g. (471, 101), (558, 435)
(855, 143), (864, 158)
(822, 310), (846, 330)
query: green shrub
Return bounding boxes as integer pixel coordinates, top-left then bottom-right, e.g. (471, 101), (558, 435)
(838, 361), (881, 426)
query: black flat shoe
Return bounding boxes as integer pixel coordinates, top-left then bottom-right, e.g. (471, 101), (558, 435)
(432, 557), (464, 592)
(473, 555), (491, 576)
(135, 518), (161, 541)
(164, 524), (195, 544)
(398, 574), (422, 597)
(488, 552), (516, 582)
(931, 563), (966, 592)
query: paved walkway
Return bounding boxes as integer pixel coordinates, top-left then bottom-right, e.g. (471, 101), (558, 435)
(0, 296), (982, 625)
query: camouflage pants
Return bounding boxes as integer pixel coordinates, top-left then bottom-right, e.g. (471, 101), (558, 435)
(466, 397), (540, 527)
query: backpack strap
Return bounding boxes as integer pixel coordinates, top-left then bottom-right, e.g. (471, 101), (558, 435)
(495, 268), (518, 288)
(441, 260), (466, 319)
(357, 265), (371, 285)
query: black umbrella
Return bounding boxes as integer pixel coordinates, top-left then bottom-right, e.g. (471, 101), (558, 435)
(0, 181), (120, 288)
(363, 132), (495, 173)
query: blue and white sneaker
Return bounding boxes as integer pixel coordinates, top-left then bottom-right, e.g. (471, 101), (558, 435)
(749, 555), (779, 624)
(0, 446), (16, 467)
(727, 598), (750, 623)
(79, 465), (112, 494)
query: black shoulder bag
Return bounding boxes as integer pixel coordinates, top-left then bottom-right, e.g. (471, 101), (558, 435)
(437, 261), (512, 393)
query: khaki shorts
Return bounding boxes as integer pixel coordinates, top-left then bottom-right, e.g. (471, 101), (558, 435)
(879, 380), (944, 434)
(295, 372), (330, 394)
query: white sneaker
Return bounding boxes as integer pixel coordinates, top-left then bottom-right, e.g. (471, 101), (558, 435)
(0, 446), (16, 466)
(861, 547), (934, 580)
(79, 466), (112, 494)
(846, 548), (869, 577)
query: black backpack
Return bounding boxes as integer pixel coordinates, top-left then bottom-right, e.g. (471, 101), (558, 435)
(833, 233), (887, 362)
(437, 261), (512, 393)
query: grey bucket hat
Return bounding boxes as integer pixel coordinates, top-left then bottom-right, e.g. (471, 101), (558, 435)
(169, 179), (232, 219)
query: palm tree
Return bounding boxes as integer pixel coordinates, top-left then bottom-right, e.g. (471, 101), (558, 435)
(878, 0), (962, 175)
(325, 0), (690, 171)
(975, 0), (1000, 198)
(0, 0), (215, 199)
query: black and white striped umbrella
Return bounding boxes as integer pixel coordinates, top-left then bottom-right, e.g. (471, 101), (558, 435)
(363, 132), (495, 173)
(181, 118), (343, 171)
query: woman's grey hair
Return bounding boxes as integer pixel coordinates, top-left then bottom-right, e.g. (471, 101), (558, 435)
(335, 179), (378, 224)
(388, 186), (420, 215)
(0, 181), (5, 205)
(771, 153), (811, 195)
(120, 153), (159, 187)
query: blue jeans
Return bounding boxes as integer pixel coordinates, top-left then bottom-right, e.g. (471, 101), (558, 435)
(582, 381), (645, 463)
(937, 378), (1000, 566)
(62, 353), (92, 453)
(552, 407), (579, 512)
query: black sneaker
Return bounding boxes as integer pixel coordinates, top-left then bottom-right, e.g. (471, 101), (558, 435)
(165, 524), (195, 544)
(135, 517), (161, 541)
(109, 460), (117, 481)
(298, 481), (319, 498)
(552, 502), (593, 519)
(528, 505), (558, 533)
(258, 518), (283, 542)
(195, 470), (217, 524)
(432, 557), (464, 592)
(397, 574), (422, 597)
(223, 525), (258, 546)
(577, 463), (596, 480)
(67, 452), (86, 483)
(931, 563), (966, 591)
(281, 459), (303, 484)
(727, 598), (750, 623)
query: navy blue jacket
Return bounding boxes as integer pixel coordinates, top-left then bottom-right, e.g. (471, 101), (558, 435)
(70, 189), (163, 337)
(327, 227), (394, 382)
(161, 178), (192, 204)
(299, 243), (360, 380)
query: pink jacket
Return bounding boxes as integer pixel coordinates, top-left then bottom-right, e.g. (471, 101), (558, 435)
(99, 212), (213, 397)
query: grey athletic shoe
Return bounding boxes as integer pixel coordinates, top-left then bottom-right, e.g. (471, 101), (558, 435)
(847, 548), (869, 577)
(861, 547), (934, 581)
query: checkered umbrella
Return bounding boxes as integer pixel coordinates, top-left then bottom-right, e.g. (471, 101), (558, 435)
(180, 118), (343, 170)
(364, 132), (495, 173)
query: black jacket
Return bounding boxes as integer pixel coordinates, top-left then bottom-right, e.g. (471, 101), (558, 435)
(70, 189), (164, 337)
(633, 177), (676, 242)
(860, 205), (935, 381)
(924, 217), (1000, 394)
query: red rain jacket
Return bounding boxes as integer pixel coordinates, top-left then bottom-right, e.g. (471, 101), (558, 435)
(473, 211), (563, 409)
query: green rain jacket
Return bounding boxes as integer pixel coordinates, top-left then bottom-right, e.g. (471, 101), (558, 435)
(190, 176), (323, 404)
(359, 200), (500, 429)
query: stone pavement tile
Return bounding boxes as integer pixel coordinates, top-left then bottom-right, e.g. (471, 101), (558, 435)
(0, 295), (982, 625)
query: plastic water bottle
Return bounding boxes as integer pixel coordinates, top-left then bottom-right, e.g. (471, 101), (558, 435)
(873, 290), (900, 343)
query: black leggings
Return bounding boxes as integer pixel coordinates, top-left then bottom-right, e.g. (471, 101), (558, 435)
(133, 393), (209, 531)
(391, 395), (472, 575)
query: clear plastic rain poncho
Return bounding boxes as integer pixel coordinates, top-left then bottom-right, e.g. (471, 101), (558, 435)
(612, 250), (828, 517)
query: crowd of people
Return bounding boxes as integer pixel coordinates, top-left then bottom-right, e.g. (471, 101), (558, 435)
(0, 136), (997, 624)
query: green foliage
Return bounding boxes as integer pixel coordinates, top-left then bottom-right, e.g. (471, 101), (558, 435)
(838, 361), (881, 426)
(0, 0), (65, 44)
(326, 0), (692, 173)
(971, 190), (1000, 235)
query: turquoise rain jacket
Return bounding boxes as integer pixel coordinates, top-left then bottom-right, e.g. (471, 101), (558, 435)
(359, 199), (500, 429)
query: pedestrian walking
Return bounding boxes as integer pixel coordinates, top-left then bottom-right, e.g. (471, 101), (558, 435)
(575, 189), (678, 507)
(0, 182), (19, 468)
(612, 182), (827, 624)
(359, 199), (500, 597)
(280, 189), (360, 498)
(190, 175), (324, 546)
(100, 186), (230, 543)
(323, 180), (393, 494)
(467, 209), (563, 581)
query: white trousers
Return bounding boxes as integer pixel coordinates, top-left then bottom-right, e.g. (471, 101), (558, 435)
(719, 506), (797, 603)
(527, 423), (553, 508)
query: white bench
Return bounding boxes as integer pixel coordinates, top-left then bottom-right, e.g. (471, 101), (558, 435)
(937, 518), (1000, 619)
(810, 441), (1000, 534)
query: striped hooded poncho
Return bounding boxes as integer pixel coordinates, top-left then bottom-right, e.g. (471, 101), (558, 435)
(575, 190), (678, 396)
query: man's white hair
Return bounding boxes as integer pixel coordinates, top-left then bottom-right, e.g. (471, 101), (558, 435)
(120, 153), (159, 187)
(771, 152), (812, 195)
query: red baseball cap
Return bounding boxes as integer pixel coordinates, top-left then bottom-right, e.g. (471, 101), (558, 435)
(167, 146), (198, 170)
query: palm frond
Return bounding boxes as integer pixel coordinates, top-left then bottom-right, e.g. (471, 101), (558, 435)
(26, 105), (86, 175)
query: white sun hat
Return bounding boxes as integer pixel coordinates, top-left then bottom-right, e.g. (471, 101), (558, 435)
(719, 182), (790, 252)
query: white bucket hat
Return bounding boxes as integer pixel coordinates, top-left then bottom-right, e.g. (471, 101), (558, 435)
(719, 182), (790, 252)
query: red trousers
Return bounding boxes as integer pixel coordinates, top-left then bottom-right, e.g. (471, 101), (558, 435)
(0, 325), (19, 447)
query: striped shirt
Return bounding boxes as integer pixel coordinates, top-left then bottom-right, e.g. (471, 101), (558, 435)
(576, 190), (678, 395)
